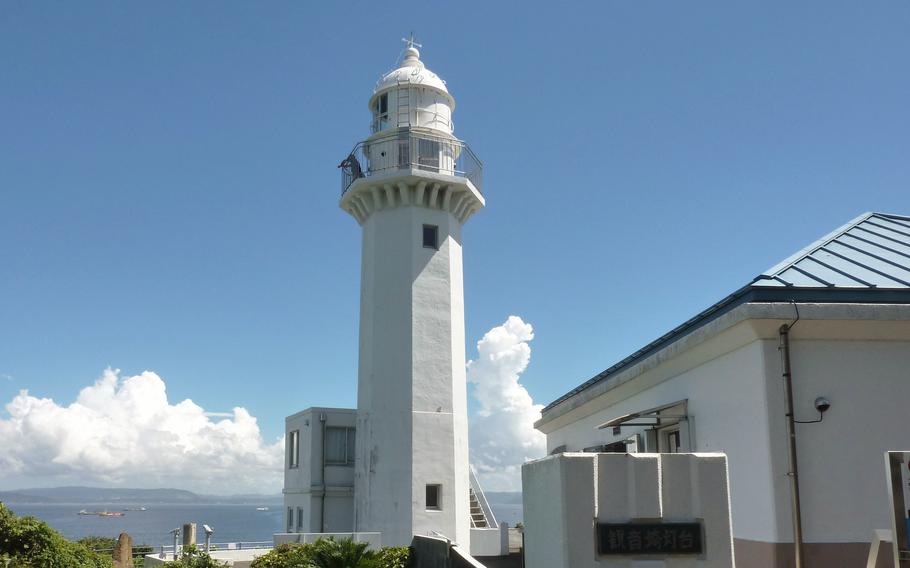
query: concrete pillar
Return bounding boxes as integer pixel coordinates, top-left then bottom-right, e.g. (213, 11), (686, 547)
(522, 453), (596, 568)
(182, 523), (197, 548)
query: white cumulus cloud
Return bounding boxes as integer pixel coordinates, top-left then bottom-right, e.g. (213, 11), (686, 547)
(0, 368), (283, 494)
(468, 316), (546, 492)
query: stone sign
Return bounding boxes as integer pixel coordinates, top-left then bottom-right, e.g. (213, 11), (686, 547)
(598, 522), (703, 555)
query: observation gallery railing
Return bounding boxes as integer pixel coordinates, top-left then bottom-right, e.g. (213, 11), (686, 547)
(340, 131), (482, 195)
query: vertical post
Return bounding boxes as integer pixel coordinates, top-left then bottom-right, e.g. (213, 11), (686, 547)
(320, 412), (327, 533)
(780, 324), (804, 568)
(171, 528), (180, 561)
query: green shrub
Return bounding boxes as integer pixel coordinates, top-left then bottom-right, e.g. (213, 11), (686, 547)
(170, 545), (228, 567)
(250, 542), (315, 568)
(250, 539), (411, 568)
(0, 504), (112, 568)
(369, 546), (410, 568)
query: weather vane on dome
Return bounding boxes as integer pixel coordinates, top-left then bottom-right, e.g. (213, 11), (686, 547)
(402, 33), (422, 51)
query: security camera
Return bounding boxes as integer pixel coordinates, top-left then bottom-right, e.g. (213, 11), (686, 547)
(814, 397), (831, 413)
(203, 525), (214, 535)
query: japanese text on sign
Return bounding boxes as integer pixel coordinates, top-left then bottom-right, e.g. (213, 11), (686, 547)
(597, 522), (703, 555)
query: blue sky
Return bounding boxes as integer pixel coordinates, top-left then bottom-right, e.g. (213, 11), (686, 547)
(1, 1), (908, 467)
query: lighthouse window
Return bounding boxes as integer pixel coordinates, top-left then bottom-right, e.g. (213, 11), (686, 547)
(372, 93), (389, 132)
(423, 225), (438, 250)
(426, 484), (442, 510)
(416, 138), (440, 172)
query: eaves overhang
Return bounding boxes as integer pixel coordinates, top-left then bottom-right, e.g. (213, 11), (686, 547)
(540, 287), (910, 419)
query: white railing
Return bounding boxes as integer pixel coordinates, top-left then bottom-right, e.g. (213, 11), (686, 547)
(154, 541), (272, 558)
(340, 131), (482, 195)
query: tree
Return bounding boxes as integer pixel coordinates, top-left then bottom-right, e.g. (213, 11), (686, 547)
(0, 504), (112, 568)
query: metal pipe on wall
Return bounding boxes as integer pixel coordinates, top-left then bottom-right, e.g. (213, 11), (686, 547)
(320, 412), (327, 533)
(780, 323), (804, 568)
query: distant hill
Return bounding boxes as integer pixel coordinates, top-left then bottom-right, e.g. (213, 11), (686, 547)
(0, 486), (282, 505)
(483, 491), (522, 505)
(0, 491), (61, 504)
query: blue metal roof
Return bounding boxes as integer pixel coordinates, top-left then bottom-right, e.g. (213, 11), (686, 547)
(542, 212), (910, 414)
(752, 212), (910, 289)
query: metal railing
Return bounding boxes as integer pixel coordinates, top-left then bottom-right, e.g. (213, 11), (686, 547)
(339, 131), (482, 196)
(153, 541), (273, 558)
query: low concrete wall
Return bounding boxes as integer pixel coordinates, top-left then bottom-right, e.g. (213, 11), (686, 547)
(144, 548), (270, 567)
(522, 452), (735, 568)
(412, 534), (487, 568)
(470, 524), (509, 556)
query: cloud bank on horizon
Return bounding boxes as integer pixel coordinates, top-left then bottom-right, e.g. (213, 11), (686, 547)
(0, 318), (544, 495)
(467, 315), (546, 492)
(0, 369), (283, 494)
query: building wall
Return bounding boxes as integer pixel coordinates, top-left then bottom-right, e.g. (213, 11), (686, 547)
(784, 336), (910, 543)
(544, 339), (783, 544)
(539, 309), (910, 566)
(283, 408), (356, 533)
(354, 204), (470, 547)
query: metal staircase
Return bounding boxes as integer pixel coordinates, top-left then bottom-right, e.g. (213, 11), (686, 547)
(469, 488), (488, 528)
(468, 467), (497, 529)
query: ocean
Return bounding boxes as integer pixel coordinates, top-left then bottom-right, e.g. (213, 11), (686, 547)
(6, 503), (283, 548)
(6, 500), (524, 547)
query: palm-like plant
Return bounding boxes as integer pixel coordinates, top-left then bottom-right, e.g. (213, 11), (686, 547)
(308, 538), (376, 568)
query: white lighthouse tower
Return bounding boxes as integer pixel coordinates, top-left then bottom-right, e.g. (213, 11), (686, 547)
(339, 40), (484, 547)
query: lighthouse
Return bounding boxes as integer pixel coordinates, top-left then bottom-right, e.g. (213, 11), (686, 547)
(339, 40), (484, 547)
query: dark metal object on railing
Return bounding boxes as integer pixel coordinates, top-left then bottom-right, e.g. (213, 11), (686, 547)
(340, 131), (482, 196)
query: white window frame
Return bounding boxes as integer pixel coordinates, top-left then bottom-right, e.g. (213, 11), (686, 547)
(288, 430), (299, 469)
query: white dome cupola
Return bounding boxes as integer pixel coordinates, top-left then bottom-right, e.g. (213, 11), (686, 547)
(339, 37), (483, 228)
(368, 40), (456, 136)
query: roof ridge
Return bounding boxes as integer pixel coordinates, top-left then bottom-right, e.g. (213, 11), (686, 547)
(755, 212), (874, 281)
(875, 212), (910, 222)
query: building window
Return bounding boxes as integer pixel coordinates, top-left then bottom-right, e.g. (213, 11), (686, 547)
(426, 484), (442, 510)
(288, 430), (299, 469)
(423, 225), (438, 250)
(287, 507), (294, 532)
(325, 426), (356, 466)
(660, 427), (682, 453)
(296, 507), (303, 532)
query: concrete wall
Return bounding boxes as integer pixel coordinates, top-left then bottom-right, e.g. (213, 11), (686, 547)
(469, 525), (509, 557)
(522, 453), (734, 568)
(283, 407), (356, 533)
(354, 202), (470, 547)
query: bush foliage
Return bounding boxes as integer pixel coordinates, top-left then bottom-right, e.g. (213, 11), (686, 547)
(169, 545), (229, 567)
(0, 504), (112, 568)
(250, 538), (411, 568)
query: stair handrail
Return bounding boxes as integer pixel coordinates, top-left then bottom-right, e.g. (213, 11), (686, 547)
(468, 465), (498, 529)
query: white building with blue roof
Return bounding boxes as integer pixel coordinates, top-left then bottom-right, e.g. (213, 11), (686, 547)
(535, 212), (910, 568)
